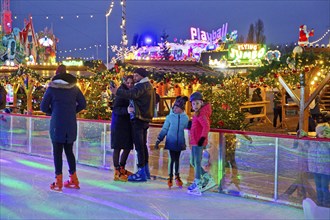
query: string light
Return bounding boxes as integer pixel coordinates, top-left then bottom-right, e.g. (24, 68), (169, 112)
(310, 29), (330, 45)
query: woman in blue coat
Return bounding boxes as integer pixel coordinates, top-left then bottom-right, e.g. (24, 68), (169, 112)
(41, 65), (86, 192)
(155, 96), (189, 188)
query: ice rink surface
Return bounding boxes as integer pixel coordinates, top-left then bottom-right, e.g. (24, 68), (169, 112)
(0, 150), (304, 220)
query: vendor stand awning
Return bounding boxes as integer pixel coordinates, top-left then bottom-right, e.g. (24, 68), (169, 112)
(125, 60), (222, 76)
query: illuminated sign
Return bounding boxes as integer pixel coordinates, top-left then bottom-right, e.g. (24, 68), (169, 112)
(228, 44), (266, 63)
(190, 23), (228, 42)
(62, 60), (84, 66)
(209, 44), (267, 68)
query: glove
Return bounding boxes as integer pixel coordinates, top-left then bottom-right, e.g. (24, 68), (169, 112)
(198, 137), (206, 146)
(155, 139), (161, 150)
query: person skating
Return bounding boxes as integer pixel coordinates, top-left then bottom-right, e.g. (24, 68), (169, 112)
(155, 96), (189, 189)
(41, 64), (86, 191)
(111, 75), (134, 182)
(187, 91), (216, 195)
(110, 68), (155, 182)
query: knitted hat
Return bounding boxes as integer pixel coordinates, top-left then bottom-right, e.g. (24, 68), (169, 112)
(134, 68), (148, 77)
(190, 91), (203, 102)
(173, 96), (188, 110)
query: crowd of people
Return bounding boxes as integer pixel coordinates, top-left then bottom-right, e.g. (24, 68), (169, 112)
(1, 64), (328, 201)
(38, 65), (216, 195)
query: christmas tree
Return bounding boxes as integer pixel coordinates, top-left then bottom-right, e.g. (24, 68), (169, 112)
(160, 31), (171, 60)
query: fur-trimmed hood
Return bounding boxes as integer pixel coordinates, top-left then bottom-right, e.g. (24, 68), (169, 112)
(48, 80), (77, 89)
(48, 73), (77, 89)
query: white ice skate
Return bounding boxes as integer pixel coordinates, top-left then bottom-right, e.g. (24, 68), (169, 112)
(201, 173), (217, 192)
(187, 181), (202, 196)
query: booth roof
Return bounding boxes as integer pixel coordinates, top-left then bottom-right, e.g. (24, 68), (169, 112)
(125, 60), (221, 76)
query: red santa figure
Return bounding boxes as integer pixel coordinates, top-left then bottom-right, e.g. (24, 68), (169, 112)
(298, 25), (314, 46)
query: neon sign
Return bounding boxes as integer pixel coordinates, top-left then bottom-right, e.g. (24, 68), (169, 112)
(209, 44), (267, 68)
(228, 44), (266, 63)
(190, 23), (228, 42)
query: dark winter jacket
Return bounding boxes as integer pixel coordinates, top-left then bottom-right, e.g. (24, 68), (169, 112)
(116, 77), (155, 122)
(157, 109), (189, 151)
(40, 76), (86, 143)
(111, 84), (133, 150)
(0, 85), (7, 110)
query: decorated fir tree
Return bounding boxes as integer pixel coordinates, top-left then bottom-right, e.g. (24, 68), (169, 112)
(200, 75), (249, 130)
(160, 31), (171, 60)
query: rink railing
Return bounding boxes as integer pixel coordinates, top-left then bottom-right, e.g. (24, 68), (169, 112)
(0, 113), (328, 208)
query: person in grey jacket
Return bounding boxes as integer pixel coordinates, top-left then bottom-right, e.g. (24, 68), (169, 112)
(41, 65), (86, 191)
(155, 96), (189, 188)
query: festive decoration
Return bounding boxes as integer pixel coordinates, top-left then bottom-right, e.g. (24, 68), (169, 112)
(298, 24), (314, 46)
(160, 31), (171, 60)
(200, 75), (248, 130)
(249, 49), (330, 90)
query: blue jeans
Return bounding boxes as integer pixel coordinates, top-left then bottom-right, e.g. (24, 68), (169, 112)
(314, 173), (330, 207)
(190, 146), (206, 180)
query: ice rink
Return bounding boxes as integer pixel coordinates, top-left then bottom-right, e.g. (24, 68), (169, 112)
(0, 150), (304, 219)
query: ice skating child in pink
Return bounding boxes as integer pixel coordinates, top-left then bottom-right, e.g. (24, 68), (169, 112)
(187, 91), (216, 195)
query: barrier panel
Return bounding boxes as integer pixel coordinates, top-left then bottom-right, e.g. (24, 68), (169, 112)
(1, 113), (329, 208)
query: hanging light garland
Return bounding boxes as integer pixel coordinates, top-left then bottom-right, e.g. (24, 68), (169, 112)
(120, 0), (127, 62)
(309, 29), (330, 45)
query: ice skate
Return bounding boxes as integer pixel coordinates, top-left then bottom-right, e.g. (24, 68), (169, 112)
(187, 180), (202, 196)
(120, 166), (133, 176)
(128, 167), (147, 182)
(50, 174), (63, 192)
(201, 173), (217, 192)
(167, 176), (173, 189)
(175, 174), (183, 188)
(64, 172), (80, 189)
(114, 168), (128, 182)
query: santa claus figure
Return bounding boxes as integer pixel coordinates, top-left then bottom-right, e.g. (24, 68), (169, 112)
(298, 25), (314, 46)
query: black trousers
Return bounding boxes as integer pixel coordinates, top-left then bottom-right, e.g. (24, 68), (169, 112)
(52, 142), (76, 176)
(113, 149), (131, 168)
(169, 150), (181, 176)
(131, 119), (149, 168)
(273, 108), (282, 127)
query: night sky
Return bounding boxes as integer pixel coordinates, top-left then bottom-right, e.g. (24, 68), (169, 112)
(10, 0), (330, 61)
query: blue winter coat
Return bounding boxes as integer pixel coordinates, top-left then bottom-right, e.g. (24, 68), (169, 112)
(157, 109), (189, 151)
(40, 78), (86, 143)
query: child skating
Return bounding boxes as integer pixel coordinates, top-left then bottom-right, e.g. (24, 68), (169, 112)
(155, 96), (189, 189)
(187, 91), (216, 195)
